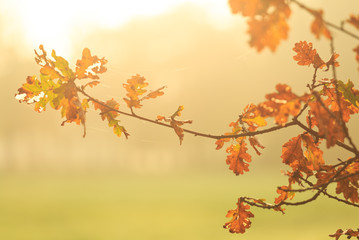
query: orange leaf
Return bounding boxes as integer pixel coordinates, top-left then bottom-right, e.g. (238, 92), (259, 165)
(228, 0), (265, 17)
(247, 12), (289, 52)
(225, 140), (252, 175)
(293, 41), (325, 68)
(310, 9), (332, 39)
(223, 199), (254, 234)
(354, 45), (359, 71)
(325, 53), (340, 70)
(281, 135), (304, 166)
(258, 84), (309, 125)
(241, 104), (267, 131)
(347, 14), (359, 30)
(229, 0), (290, 52)
(248, 137), (264, 155)
(157, 106), (192, 145)
(275, 185), (295, 204)
(141, 86), (166, 101)
(336, 169), (359, 204)
(301, 133), (324, 171)
(76, 48), (107, 79)
(309, 101), (346, 148)
(215, 138), (230, 150)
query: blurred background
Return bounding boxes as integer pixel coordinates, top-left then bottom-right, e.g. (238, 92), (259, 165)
(1, 0), (359, 239)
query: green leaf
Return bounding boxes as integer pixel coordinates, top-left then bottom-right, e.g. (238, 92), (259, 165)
(337, 79), (359, 107)
(51, 50), (75, 80)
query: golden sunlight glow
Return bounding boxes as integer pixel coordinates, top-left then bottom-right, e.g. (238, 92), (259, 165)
(4, 0), (233, 56)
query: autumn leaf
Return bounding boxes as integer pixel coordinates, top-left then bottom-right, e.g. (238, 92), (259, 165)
(171, 105), (184, 118)
(215, 138), (230, 150)
(93, 99), (129, 139)
(240, 104), (267, 132)
(347, 14), (359, 30)
(58, 81), (86, 128)
(229, 0), (291, 52)
(329, 229), (344, 240)
(275, 185), (295, 204)
(258, 84), (308, 125)
(157, 106), (192, 144)
(34, 45), (75, 82)
(223, 199), (254, 234)
(309, 101), (346, 148)
(325, 53), (340, 70)
(228, 0), (265, 17)
(281, 135), (305, 167)
(281, 134), (317, 177)
(310, 9), (332, 39)
(15, 75), (58, 113)
(322, 82), (359, 122)
(123, 74), (148, 109)
(354, 45), (359, 71)
(301, 133), (324, 171)
(247, 12), (289, 52)
(337, 80), (359, 108)
(248, 137), (265, 155)
(330, 229), (359, 240)
(76, 48), (107, 80)
(293, 41), (325, 68)
(140, 86), (166, 101)
(225, 140), (252, 175)
(336, 169), (359, 203)
(51, 50), (76, 80)
(82, 80), (101, 89)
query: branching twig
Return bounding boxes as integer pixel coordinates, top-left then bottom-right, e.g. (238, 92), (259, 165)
(290, 0), (359, 41)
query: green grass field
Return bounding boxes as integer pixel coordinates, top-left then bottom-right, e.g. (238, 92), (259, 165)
(0, 171), (357, 240)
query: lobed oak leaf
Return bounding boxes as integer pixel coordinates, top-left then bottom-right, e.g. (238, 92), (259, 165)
(329, 229), (344, 240)
(123, 78), (165, 110)
(225, 140), (252, 175)
(322, 83), (359, 122)
(310, 9), (332, 39)
(258, 84), (308, 125)
(223, 199), (254, 234)
(76, 48), (107, 80)
(337, 80), (359, 108)
(293, 41), (325, 68)
(275, 185), (295, 204)
(228, 0), (265, 17)
(92, 99), (129, 138)
(240, 104), (267, 132)
(230, 0), (290, 52)
(308, 100), (346, 148)
(281, 134), (315, 176)
(141, 86), (166, 101)
(329, 229), (359, 240)
(247, 12), (289, 52)
(301, 133), (324, 171)
(15, 75), (62, 113)
(51, 50), (76, 80)
(281, 135), (304, 167)
(58, 81), (87, 135)
(336, 169), (359, 204)
(347, 14), (359, 31)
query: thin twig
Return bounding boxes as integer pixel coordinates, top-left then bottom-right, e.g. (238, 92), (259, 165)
(290, 0), (359, 41)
